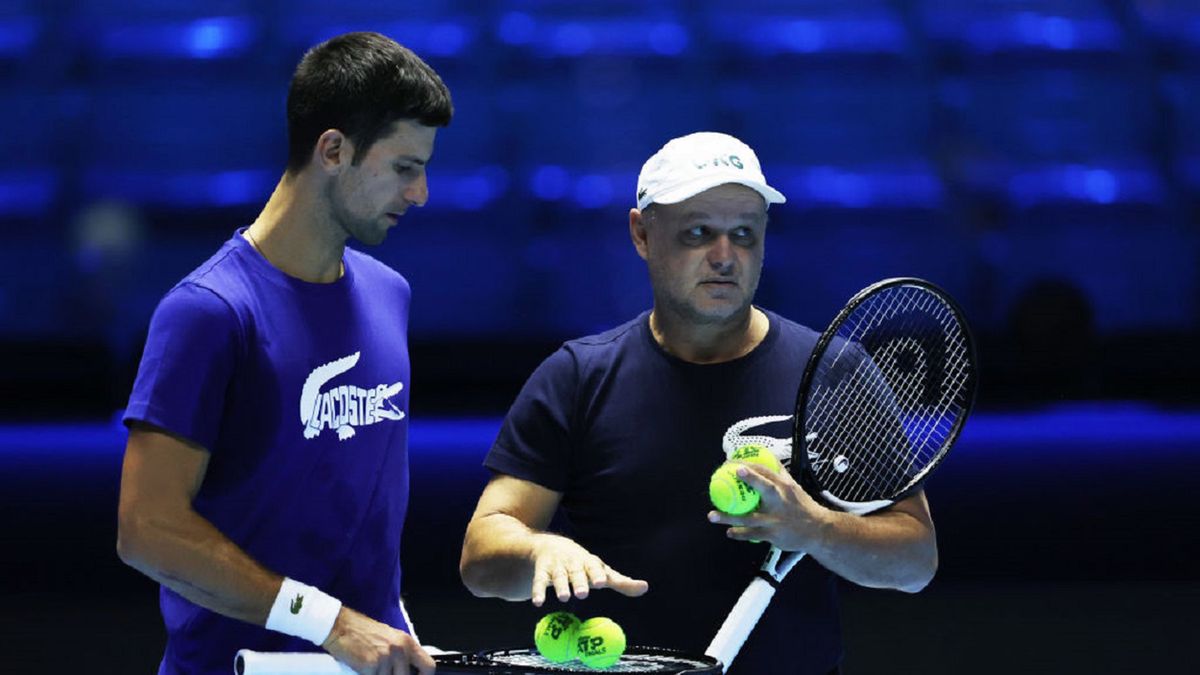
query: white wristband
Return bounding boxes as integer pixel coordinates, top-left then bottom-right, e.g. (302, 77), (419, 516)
(265, 578), (343, 646)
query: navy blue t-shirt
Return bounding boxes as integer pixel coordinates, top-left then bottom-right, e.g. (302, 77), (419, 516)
(125, 229), (414, 675)
(486, 310), (843, 675)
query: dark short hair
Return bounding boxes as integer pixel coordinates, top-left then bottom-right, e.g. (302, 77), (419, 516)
(285, 32), (453, 174)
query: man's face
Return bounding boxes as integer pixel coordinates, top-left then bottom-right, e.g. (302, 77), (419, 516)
(634, 183), (768, 326)
(329, 119), (437, 246)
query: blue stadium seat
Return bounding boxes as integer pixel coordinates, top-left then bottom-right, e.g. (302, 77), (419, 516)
(916, 0), (1125, 65)
(718, 70), (945, 211)
(278, 1), (478, 66)
(939, 70), (1163, 208)
(416, 81), (512, 219)
(698, 0), (910, 62)
(494, 1), (689, 59)
(527, 221), (653, 336)
(989, 210), (1198, 332)
(78, 85), (282, 209)
(1132, 0), (1200, 69)
(371, 228), (528, 339)
(505, 74), (716, 210)
(759, 210), (975, 330)
(0, 89), (81, 218)
(0, 1), (41, 65)
(66, 0), (264, 81)
(723, 70), (932, 165)
(1162, 75), (1200, 198)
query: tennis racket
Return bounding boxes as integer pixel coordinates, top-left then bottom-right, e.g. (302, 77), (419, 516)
(235, 646), (721, 674)
(705, 277), (978, 672)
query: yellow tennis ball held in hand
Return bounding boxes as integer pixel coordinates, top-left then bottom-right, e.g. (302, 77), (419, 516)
(709, 462), (759, 515)
(575, 617), (626, 669)
(731, 444), (783, 473)
(534, 611), (582, 663)
(710, 445), (783, 515)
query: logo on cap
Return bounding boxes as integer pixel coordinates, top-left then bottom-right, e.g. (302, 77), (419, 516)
(691, 155), (745, 171)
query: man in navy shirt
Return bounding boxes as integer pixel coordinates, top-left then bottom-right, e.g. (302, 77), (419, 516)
(117, 32), (451, 675)
(460, 132), (938, 674)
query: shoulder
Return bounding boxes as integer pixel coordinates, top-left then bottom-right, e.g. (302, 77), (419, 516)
(150, 237), (255, 340)
(564, 313), (646, 352)
(176, 238), (257, 307)
(148, 281), (243, 349)
(522, 314), (648, 388)
(559, 313), (647, 369)
(764, 308), (821, 347)
(345, 247), (411, 295)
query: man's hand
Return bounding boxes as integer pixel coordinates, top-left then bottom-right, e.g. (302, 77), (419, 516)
(707, 464), (939, 592)
(528, 533), (649, 606)
(322, 606), (435, 675)
(706, 463), (831, 551)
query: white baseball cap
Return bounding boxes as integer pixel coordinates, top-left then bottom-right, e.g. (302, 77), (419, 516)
(635, 131), (786, 210)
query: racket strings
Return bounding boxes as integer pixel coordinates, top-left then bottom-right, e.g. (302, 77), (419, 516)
(480, 650), (714, 673)
(805, 285), (972, 504)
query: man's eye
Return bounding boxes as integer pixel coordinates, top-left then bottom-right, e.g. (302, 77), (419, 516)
(732, 227), (756, 243)
(683, 226), (706, 241)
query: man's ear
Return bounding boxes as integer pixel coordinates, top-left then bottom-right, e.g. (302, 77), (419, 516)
(630, 208), (650, 261)
(314, 129), (351, 175)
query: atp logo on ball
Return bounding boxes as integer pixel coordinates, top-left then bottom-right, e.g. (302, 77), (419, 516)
(575, 617), (626, 669)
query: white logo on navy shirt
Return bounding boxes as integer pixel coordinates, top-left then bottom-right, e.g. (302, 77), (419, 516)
(299, 351), (405, 441)
(722, 415), (793, 461)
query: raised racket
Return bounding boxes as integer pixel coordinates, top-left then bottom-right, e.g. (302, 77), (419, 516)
(235, 646), (721, 674)
(705, 277), (978, 672)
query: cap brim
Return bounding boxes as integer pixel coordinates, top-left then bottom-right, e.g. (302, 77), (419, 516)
(640, 176), (787, 210)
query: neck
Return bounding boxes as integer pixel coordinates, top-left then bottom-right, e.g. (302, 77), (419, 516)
(244, 173), (346, 284)
(649, 306), (769, 364)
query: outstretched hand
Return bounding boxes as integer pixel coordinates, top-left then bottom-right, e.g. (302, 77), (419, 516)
(528, 533), (649, 606)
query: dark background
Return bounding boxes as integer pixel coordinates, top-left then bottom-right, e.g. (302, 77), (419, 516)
(2, 1), (1198, 673)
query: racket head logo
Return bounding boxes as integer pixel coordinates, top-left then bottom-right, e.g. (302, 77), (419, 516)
(833, 455), (849, 473)
(792, 277), (978, 511)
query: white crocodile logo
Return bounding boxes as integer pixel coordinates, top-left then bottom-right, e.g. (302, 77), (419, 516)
(299, 351), (405, 441)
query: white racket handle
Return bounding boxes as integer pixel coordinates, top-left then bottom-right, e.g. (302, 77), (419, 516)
(234, 650), (355, 675)
(704, 577), (777, 673)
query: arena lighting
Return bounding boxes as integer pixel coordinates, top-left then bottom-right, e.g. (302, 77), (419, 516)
(97, 16), (256, 59)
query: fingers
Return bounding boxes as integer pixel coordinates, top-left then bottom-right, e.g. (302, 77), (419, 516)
(409, 641), (436, 675)
(724, 524), (769, 542)
(530, 563), (550, 606)
(583, 557), (609, 590)
(731, 463), (783, 495)
(530, 546), (646, 605)
(707, 509), (764, 527)
(530, 558), (582, 605)
(605, 568), (650, 597)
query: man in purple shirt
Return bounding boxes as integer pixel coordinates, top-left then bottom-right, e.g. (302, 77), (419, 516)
(117, 32), (451, 675)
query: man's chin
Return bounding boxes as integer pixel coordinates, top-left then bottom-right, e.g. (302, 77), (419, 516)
(680, 299), (750, 325)
(353, 229), (389, 247)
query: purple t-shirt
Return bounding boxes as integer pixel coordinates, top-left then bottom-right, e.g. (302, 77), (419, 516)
(125, 229), (413, 675)
(485, 310), (842, 675)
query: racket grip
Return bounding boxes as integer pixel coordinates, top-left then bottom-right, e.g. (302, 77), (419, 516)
(234, 650), (356, 675)
(704, 577), (777, 673)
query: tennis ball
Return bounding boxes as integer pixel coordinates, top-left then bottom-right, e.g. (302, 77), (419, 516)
(731, 444), (783, 473)
(575, 617), (626, 669)
(709, 462), (759, 515)
(534, 611), (581, 663)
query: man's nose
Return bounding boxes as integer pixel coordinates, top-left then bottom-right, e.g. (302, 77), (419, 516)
(405, 172), (429, 207)
(707, 235), (736, 271)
